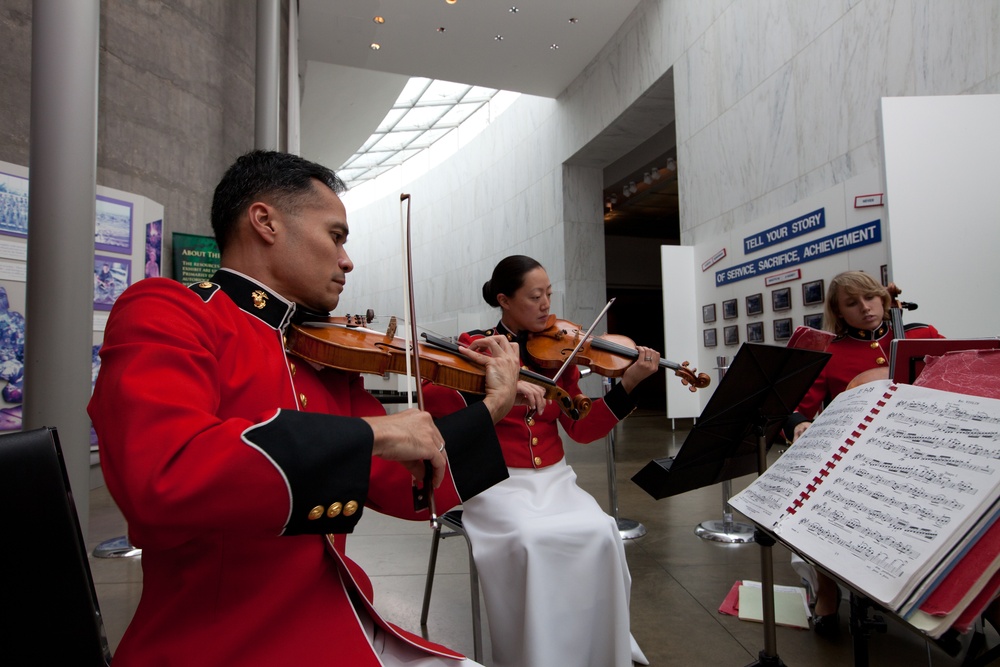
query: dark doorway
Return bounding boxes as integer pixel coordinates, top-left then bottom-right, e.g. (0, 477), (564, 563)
(606, 286), (666, 412)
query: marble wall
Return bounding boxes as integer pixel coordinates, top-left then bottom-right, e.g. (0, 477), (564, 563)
(0, 0), (268, 248)
(340, 0), (1000, 336)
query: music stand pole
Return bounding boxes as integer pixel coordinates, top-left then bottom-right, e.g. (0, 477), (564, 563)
(695, 356), (756, 544)
(603, 377), (646, 540)
(748, 424), (783, 667)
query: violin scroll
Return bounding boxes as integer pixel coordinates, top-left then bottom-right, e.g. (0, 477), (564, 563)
(673, 361), (711, 392)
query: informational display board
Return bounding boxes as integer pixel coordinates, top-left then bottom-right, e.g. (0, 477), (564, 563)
(0, 159), (164, 434)
(172, 232), (220, 285)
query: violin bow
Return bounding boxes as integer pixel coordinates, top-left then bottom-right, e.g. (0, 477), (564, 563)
(400, 193), (438, 529)
(550, 297), (616, 384)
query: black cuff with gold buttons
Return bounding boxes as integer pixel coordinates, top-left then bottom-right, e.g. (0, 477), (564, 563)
(434, 402), (508, 500)
(243, 410), (373, 535)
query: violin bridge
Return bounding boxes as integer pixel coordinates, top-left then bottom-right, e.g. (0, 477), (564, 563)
(385, 316), (397, 342)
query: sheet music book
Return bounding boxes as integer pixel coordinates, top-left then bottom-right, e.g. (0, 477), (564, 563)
(729, 379), (1000, 620)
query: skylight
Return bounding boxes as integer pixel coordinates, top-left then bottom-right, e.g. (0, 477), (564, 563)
(336, 78), (512, 189)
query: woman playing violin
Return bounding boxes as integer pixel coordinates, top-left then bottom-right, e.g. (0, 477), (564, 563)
(785, 270), (943, 637)
(423, 255), (658, 667)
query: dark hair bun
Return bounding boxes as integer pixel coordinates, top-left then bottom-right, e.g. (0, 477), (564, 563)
(482, 280), (498, 308)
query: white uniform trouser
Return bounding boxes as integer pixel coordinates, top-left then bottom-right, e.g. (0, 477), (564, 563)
(461, 458), (648, 667)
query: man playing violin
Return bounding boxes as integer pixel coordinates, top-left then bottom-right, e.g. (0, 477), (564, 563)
(423, 255), (659, 667)
(88, 150), (522, 667)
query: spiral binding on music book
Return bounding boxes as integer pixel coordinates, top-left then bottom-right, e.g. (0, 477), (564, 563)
(783, 387), (895, 517)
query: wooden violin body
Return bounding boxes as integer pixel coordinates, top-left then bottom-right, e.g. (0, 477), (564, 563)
(287, 318), (486, 394)
(525, 316), (711, 392)
(285, 319), (590, 420)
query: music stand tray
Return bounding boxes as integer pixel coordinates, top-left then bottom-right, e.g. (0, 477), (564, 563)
(632, 343), (830, 666)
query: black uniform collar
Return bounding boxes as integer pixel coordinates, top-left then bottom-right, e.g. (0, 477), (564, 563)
(493, 321), (533, 366)
(843, 321), (890, 341)
(210, 269), (297, 331)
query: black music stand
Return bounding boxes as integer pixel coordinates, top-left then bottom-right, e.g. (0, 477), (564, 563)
(632, 343), (830, 667)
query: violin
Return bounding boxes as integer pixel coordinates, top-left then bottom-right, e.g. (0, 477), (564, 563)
(284, 316), (591, 420)
(525, 316), (711, 392)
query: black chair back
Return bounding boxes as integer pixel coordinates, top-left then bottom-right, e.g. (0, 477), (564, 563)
(0, 427), (112, 665)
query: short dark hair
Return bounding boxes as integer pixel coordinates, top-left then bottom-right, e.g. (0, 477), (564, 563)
(482, 255), (543, 307)
(210, 150), (346, 252)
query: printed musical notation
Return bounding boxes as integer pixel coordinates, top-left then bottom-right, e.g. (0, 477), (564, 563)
(729, 379), (1000, 611)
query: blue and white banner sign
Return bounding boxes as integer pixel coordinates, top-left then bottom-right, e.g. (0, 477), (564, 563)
(743, 208), (825, 254)
(716, 219), (881, 285)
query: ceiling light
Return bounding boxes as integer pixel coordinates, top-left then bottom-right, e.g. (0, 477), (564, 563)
(550, 44), (560, 50)
(568, 17), (579, 24)
(610, 194), (617, 205)
(373, 16), (384, 24)
(436, 27), (446, 32)
(446, 0), (457, 4)
(623, 185), (630, 197)
(666, 157), (676, 171)
(370, 43), (380, 50)
(643, 172), (652, 185)
(494, 34), (504, 41)
(651, 167), (660, 180)
(509, 6), (519, 13)
(628, 181), (637, 194)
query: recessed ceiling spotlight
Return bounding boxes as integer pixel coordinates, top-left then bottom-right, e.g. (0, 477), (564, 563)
(436, 26), (446, 32)
(370, 43), (380, 50)
(445, 0), (456, 4)
(509, 6), (519, 13)
(550, 44), (559, 50)
(568, 17), (579, 23)
(494, 34), (504, 41)
(373, 16), (384, 24)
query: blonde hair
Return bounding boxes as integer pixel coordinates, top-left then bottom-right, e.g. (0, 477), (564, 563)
(823, 271), (891, 336)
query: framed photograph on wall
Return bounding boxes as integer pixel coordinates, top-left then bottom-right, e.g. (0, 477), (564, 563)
(702, 303), (717, 324)
(94, 255), (131, 311)
(802, 279), (825, 307)
(881, 264), (889, 287)
(746, 293), (763, 316)
(723, 325), (739, 346)
(746, 321), (764, 343)
(703, 328), (717, 348)
(722, 298), (738, 320)
(0, 171), (29, 238)
(804, 313), (824, 329)
(771, 287), (791, 312)
(773, 317), (793, 341)
(95, 194), (134, 254)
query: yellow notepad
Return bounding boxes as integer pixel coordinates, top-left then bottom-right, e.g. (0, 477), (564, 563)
(737, 581), (811, 629)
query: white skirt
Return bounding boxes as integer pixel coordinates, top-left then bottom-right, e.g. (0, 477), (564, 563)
(461, 458), (647, 667)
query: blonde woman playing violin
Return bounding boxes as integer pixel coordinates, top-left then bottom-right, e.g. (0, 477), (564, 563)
(424, 255), (658, 667)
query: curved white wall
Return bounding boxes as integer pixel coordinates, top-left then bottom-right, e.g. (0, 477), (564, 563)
(338, 0), (1000, 343)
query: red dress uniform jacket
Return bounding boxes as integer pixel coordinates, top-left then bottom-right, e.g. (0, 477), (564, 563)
(422, 325), (637, 469)
(787, 321), (944, 434)
(88, 270), (507, 667)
